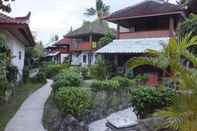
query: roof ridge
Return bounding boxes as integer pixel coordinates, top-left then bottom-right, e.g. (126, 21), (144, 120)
(110, 0), (182, 16)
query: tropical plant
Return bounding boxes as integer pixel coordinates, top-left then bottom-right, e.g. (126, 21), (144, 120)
(90, 80), (121, 92)
(97, 32), (114, 48)
(111, 76), (134, 88)
(128, 34), (197, 131)
(89, 57), (113, 80)
(128, 34), (197, 87)
(154, 69), (197, 131)
(52, 69), (81, 91)
(84, 0), (110, 19)
(0, 34), (9, 99)
(130, 87), (175, 119)
(54, 87), (94, 118)
(25, 41), (44, 69)
(0, 0), (15, 12)
(31, 71), (46, 83)
(178, 14), (197, 37)
(41, 64), (68, 78)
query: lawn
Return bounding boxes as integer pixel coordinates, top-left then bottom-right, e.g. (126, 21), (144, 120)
(0, 82), (44, 131)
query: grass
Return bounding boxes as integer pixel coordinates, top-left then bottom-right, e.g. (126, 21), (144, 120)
(0, 81), (44, 131)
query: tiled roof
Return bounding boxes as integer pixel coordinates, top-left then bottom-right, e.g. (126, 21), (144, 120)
(0, 12), (30, 24)
(53, 37), (72, 46)
(96, 37), (169, 54)
(105, 0), (185, 21)
(0, 12), (35, 46)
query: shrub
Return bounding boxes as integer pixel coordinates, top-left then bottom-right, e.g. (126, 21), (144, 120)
(53, 69), (81, 91)
(54, 87), (94, 118)
(89, 57), (113, 80)
(111, 76), (134, 88)
(42, 64), (67, 78)
(80, 67), (89, 79)
(129, 87), (175, 118)
(90, 80), (122, 91)
(31, 71), (46, 83)
(6, 65), (18, 83)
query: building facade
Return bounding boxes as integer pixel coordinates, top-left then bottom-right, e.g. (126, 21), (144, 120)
(45, 37), (71, 64)
(0, 12), (35, 81)
(67, 20), (113, 67)
(97, 0), (187, 86)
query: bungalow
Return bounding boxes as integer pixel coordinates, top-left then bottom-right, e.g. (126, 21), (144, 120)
(0, 12), (35, 81)
(45, 37), (71, 64)
(96, 0), (187, 85)
(66, 20), (114, 67)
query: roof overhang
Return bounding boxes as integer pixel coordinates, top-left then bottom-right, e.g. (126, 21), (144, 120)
(104, 11), (186, 24)
(0, 23), (35, 47)
(96, 37), (169, 54)
(46, 51), (60, 57)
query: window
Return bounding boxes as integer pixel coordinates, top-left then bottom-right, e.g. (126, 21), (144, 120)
(19, 51), (22, 60)
(83, 55), (87, 63)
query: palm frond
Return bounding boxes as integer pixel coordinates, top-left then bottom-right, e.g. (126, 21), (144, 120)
(84, 8), (96, 16)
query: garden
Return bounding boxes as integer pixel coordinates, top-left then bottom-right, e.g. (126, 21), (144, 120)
(42, 32), (197, 131)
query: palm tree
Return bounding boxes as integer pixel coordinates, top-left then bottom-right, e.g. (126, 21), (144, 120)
(128, 34), (197, 131)
(128, 34), (197, 81)
(84, 0), (110, 19)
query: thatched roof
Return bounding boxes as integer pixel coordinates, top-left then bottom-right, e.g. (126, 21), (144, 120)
(66, 20), (114, 38)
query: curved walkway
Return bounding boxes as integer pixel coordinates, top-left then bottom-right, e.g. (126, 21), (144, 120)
(5, 79), (53, 131)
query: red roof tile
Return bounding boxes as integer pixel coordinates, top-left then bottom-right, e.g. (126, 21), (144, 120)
(0, 12), (35, 46)
(0, 12), (30, 24)
(54, 37), (72, 46)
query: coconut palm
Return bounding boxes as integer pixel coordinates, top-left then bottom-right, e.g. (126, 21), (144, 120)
(84, 0), (110, 19)
(128, 34), (197, 131)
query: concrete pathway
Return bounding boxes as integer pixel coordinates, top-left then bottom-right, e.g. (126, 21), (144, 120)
(5, 79), (53, 131)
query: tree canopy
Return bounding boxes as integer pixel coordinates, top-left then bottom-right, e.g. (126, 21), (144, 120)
(84, 0), (110, 19)
(0, 0), (15, 12)
(178, 14), (197, 37)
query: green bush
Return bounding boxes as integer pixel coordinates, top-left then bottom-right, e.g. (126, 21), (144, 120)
(53, 69), (81, 91)
(42, 64), (68, 78)
(90, 80), (123, 91)
(6, 65), (18, 83)
(111, 76), (134, 88)
(31, 71), (46, 83)
(54, 87), (94, 118)
(89, 57), (113, 80)
(80, 67), (89, 79)
(129, 87), (175, 118)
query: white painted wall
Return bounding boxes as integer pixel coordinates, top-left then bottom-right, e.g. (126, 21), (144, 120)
(71, 53), (81, 66)
(60, 53), (69, 64)
(71, 52), (96, 67)
(0, 30), (25, 81)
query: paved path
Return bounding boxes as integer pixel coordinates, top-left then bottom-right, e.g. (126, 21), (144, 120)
(5, 79), (53, 131)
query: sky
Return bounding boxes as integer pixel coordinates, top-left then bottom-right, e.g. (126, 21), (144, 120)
(8, 0), (176, 44)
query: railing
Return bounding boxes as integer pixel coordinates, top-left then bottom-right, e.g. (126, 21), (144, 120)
(119, 30), (171, 39)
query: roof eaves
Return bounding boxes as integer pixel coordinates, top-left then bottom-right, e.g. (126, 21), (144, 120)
(105, 11), (185, 22)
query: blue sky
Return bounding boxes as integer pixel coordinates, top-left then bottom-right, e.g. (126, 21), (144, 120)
(9, 0), (176, 44)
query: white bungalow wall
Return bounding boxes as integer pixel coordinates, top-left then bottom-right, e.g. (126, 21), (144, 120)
(0, 30), (25, 81)
(71, 52), (96, 67)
